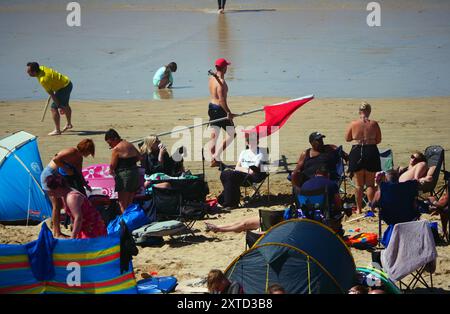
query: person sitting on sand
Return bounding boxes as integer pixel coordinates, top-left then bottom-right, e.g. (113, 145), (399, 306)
(105, 129), (142, 213)
(291, 132), (343, 191)
(27, 62), (74, 136)
(207, 269), (243, 294)
(398, 151), (433, 184)
(217, 133), (268, 209)
(41, 139), (95, 238)
(153, 62), (177, 89)
(45, 174), (106, 239)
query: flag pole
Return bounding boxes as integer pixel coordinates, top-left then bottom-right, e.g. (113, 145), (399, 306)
(130, 95), (314, 144)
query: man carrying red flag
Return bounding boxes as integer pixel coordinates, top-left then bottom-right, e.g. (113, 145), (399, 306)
(208, 58), (236, 167)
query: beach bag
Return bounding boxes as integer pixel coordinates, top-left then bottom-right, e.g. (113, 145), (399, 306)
(107, 203), (150, 234)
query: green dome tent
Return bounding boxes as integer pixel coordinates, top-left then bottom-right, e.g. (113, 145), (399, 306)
(225, 219), (356, 294)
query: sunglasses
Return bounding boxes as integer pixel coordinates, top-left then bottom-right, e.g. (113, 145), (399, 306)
(410, 155), (417, 160)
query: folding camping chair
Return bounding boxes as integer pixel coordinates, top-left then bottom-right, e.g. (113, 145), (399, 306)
(240, 148), (271, 206)
(295, 185), (331, 223)
(245, 209), (285, 249)
(380, 220), (437, 291)
(420, 145), (446, 199)
(151, 187), (207, 239)
(377, 180), (421, 246)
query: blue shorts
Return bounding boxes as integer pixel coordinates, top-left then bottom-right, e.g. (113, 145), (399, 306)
(40, 166), (57, 191)
(51, 81), (73, 110)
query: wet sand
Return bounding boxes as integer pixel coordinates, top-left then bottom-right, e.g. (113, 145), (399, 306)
(0, 96), (449, 292)
(1, 0), (450, 100)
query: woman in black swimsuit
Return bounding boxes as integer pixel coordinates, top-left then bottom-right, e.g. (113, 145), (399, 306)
(345, 103), (382, 214)
(105, 129), (141, 213)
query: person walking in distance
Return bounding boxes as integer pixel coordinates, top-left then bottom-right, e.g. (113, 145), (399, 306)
(217, 0), (227, 14)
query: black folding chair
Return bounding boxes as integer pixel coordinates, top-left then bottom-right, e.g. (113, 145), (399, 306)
(151, 187), (206, 239)
(245, 209), (285, 249)
(421, 145), (446, 199)
(240, 148), (271, 206)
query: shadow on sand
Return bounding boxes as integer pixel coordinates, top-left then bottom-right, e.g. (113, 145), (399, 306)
(63, 130), (106, 136)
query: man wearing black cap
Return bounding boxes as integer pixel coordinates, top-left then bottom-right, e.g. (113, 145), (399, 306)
(291, 131), (345, 190)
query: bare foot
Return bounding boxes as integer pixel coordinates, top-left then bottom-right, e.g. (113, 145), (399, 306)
(61, 124), (73, 133)
(48, 130), (61, 136)
(210, 159), (223, 167)
(205, 222), (218, 233)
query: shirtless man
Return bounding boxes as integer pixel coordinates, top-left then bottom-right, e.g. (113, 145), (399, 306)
(208, 58), (236, 167)
(345, 103), (382, 214)
(40, 139), (95, 237)
(27, 62), (74, 136)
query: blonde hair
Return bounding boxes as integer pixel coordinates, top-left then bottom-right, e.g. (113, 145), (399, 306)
(140, 135), (159, 155)
(359, 102), (371, 114)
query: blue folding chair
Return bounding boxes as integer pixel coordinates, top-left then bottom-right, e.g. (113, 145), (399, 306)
(378, 180), (420, 247)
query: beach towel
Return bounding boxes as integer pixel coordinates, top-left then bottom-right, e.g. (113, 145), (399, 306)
(380, 220), (437, 281)
(243, 96), (314, 138)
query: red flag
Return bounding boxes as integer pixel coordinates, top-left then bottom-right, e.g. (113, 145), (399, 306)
(243, 95), (314, 138)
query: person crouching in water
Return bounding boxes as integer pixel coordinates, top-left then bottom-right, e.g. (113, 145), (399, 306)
(45, 174), (106, 239)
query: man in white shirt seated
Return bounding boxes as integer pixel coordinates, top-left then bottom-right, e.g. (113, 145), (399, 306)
(218, 134), (268, 208)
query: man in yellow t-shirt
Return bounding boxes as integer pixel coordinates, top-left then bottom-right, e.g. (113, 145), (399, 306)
(27, 62), (74, 136)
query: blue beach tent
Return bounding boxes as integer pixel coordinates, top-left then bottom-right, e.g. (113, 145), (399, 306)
(225, 219), (356, 294)
(0, 131), (52, 223)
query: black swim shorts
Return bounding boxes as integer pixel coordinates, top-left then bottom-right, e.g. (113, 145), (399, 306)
(208, 103), (234, 130)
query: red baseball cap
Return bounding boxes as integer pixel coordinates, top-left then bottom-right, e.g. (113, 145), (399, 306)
(215, 58), (231, 68)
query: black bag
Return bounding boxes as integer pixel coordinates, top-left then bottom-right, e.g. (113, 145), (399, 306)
(180, 201), (207, 219)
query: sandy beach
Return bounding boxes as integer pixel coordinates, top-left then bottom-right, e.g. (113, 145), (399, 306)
(0, 96), (449, 293)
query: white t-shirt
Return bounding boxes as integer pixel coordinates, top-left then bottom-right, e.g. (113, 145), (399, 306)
(238, 147), (268, 170)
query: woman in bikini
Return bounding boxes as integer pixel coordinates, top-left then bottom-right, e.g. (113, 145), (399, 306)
(345, 103), (382, 214)
(40, 139), (95, 238)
